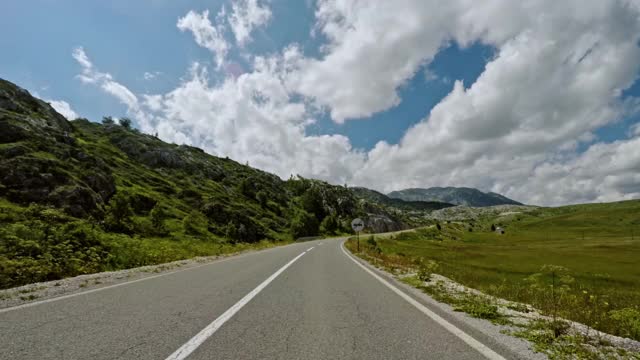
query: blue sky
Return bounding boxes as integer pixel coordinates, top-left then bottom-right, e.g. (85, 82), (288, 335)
(1, 1), (639, 205)
(1, 0), (493, 150)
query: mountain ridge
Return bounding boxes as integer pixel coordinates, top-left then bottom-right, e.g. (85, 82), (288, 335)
(387, 186), (522, 207)
(350, 187), (454, 212)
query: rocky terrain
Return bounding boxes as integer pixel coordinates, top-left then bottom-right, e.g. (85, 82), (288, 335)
(424, 204), (537, 221)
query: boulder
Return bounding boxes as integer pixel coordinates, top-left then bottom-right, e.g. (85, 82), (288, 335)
(48, 185), (102, 218)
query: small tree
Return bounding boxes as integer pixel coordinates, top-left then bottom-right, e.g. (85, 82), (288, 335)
(150, 203), (168, 235)
(417, 259), (439, 282)
(224, 221), (240, 243)
(104, 192), (134, 233)
(119, 117), (132, 130)
(255, 190), (268, 208)
(102, 116), (115, 125)
(237, 178), (255, 198)
(320, 214), (339, 234)
(300, 187), (325, 218)
(290, 210), (319, 239)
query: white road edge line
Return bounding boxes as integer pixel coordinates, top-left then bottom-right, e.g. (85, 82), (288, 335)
(165, 250), (308, 360)
(340, 242), (506, 360)
(307, 246), (314, 251)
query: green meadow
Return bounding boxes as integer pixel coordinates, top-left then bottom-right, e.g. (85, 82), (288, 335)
(352, 200), (640, 340)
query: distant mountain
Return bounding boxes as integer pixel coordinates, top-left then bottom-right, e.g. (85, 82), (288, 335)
(387, 187), (522, 207)
(350, 187), (454, 212)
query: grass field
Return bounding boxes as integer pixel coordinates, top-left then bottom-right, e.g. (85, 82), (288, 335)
(347, 200), (640, 342)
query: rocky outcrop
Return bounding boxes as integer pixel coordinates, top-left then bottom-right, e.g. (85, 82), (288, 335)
(0, 79), (72, 142)
(365, 214), (407, 233)
(0, 79), (114, 217)
(48, 185), (103, 218)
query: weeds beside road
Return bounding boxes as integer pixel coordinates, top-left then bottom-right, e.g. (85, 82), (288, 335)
(345, 200), (640, 359)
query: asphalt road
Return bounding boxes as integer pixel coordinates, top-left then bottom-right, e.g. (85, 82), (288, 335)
(0, 238), (516, 360)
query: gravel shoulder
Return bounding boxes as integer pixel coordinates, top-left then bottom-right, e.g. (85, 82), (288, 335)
(0, 245), (289, 310)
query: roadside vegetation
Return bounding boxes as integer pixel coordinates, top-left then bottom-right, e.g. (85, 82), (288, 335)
(0, 79), (419, 289)
(346, 200), (640, 358)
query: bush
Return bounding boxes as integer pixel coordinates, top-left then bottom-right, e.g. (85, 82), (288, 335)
(237, 178), (255, 198)
(454, 298), (501, 320)
(256, 190), (268, 208)
(104, 192), (134, 233)
(182, 210), (209, 237)
(224, 218), (265, 243)
(0, 221), (111, 288)
(417, 259), (439, 282)
(609, 307), (640, 340)
(300, 188), (325, 218)
(366, 235), (377, 247)
(150, 203), (168, 235)
(290, 210), (319, 239)
(525, 265), (574, 324)
(320, 214), (339, 234)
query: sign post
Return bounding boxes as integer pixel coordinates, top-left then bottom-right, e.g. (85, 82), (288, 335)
(351, 218), (365, 252)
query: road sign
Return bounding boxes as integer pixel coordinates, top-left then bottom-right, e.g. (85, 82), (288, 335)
(351, 218), (365, 253)
(351, 218), (365, 232)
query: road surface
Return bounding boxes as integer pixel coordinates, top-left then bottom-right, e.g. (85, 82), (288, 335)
(0, 238), (518, 359)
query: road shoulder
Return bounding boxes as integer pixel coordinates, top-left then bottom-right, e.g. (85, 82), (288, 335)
(341, 240), (545, 360)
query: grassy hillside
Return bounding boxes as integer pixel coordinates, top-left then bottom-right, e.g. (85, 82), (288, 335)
(0, 78), (406, 289)
(347, 200), (640, 341)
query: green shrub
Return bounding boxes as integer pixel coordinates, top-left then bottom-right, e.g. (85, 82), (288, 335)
(182, 210), (209, 237)
(290, 210), (319, 239)
(320, 214), (339, 234)
(454, 298), (501, 320)
(366, 235), (377, 247)
(609, 307), (640, 340)
(104, 192), (134, 233)
(255, 190), (268, 208)
(417, 259), (439, 282)
(300, 188), (325, 218)
(150, 203), (168, 235)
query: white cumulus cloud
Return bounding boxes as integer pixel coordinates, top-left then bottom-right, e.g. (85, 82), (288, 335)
(177, 9), (229, 68)
(72, 1), (640, 206)
(229, 0), (272, 47)
(48, 99), (78, 120)
(72, 47), (151, 127)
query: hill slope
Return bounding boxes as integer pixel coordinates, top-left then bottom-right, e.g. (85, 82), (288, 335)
(0, 78), (406, 288)
(388, 187), (522, 207)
